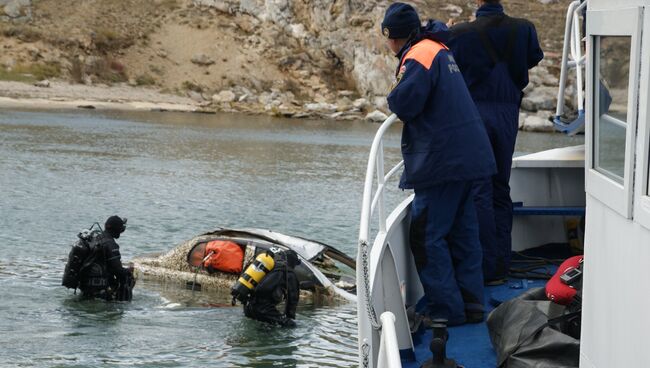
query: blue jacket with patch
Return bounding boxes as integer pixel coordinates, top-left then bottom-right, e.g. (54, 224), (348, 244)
(387, 21), (496, 190)
(447, 3), (544, 104)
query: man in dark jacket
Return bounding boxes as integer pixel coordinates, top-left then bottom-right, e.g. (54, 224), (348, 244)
(79, 215), (135, 301)
(244, 250), (300, 327)
(447, 0), (544, 283)
(383, 3), (497, 325)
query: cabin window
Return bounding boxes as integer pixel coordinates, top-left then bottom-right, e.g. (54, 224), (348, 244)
(594, 36), (631, 184)
(586, 7), (642, 219)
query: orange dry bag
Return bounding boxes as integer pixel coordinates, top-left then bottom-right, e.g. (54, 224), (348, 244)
(203, 240), (244, 274)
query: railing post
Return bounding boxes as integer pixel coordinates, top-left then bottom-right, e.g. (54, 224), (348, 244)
(376, 141), (387, 232)
(572, 2), (586, 112)
(358, 113), (398, 245)
(556, 0), (580, 119)
(357, 113), (400, 368)
(377, 312), (401, 368)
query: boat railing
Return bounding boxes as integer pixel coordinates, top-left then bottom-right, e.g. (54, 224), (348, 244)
(554, 0), (587, 135)
(357, 112), (402, 330)
(358, 113), (402, 247)
(357, 113), (405, 368)
(377, 312), (402, 368)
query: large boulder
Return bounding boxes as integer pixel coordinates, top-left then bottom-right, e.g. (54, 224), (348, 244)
(304, 102), (338, 113)
(1, 0), (31, 20)
(365, 110), (388, 122)
(522, 113), (554, 132)
(521, 86), (558, 112)
(212, 90), (237, 103)
(191, 53), (215, 66)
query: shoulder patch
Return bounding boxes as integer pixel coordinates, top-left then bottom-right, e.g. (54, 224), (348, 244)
(401, 39), (448, 70)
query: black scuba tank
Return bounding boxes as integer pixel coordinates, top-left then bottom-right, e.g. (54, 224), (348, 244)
(62, 227), (103, 290)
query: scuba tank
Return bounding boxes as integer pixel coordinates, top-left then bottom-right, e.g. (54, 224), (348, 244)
(62, 224), (103, 290)
(231, 251), (275, 305)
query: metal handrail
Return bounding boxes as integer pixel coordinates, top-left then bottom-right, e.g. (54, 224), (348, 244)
(358, 113), (401, 244)
(555, 0), (588, 134)
(571, 0), (586, 113)
(357, 113), (405, 368)
(377, 312), (402, 368)
(370, 161), (405, 217)
(356, 113), (402, 333)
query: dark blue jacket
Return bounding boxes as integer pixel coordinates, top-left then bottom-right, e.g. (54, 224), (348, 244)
(388, 21), (496, 189)
(447, 3), (544, 104)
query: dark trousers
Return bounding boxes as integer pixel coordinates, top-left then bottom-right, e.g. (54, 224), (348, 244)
(473, 101), (520, 281)
(410, 181), (484, 325)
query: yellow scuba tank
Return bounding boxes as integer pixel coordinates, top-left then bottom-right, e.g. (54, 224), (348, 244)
(231, 251), (275, 305)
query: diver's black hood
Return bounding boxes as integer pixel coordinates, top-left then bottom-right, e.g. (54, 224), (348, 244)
(270, 250), (301, 271)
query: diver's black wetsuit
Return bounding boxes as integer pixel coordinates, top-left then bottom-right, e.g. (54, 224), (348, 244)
(244, 258), (300, 326)
(101, 233), (135, 301)
(79, 233), (134, 301)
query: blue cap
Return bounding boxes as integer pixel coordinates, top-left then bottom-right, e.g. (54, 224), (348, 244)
(381, 3), (421, 39)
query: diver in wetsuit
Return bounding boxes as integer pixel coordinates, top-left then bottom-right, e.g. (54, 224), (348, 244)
(79, 215), (135, 301)
(243, 250), (300, 327)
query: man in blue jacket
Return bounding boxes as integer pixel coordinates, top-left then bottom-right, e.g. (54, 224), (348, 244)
(447, 0), (544, 284)
(383, 3), (496, 325)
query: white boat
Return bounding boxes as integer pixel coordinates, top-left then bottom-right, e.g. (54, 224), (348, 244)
(356, 0), (650, 366)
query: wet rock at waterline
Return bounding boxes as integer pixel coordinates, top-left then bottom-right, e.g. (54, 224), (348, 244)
(520, 112), (555, 132)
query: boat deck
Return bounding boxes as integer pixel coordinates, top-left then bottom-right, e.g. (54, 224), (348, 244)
(403, 244), (573, 368)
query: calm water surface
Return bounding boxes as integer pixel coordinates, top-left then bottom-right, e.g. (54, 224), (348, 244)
(0, 109), (583, 367)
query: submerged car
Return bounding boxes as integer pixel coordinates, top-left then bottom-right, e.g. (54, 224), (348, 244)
(132, 228), (357, 303)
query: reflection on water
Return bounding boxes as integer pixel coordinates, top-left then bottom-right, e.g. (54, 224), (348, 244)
(0, 109), (582, 367)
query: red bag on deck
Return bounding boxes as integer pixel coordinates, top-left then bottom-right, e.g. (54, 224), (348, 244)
(203, 240), (244, 274)
(545, 255), (583, 305)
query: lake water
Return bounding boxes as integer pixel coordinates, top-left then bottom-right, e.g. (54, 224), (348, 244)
(0, 109), (583, 367)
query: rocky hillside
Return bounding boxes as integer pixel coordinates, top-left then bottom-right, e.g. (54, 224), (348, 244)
(0, 0), (573, 128)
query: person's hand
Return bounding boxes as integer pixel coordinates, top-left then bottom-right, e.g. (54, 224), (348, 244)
(446, 18), (455, 28)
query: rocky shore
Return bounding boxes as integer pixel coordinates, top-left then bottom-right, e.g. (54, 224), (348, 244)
(0, 0), (573, 131)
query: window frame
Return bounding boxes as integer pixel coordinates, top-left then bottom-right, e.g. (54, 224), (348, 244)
(586, 7), (643, 219)
(633, 7), (650, 229)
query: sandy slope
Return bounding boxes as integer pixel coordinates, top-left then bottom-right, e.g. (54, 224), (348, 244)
(0, 80), (199, 111)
